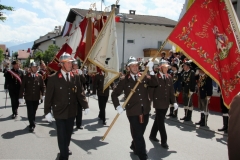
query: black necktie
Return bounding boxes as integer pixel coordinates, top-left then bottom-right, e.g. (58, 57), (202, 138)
(32, 74), (35, 79)
(66, 73), (69, 82)
(163, 74), (166, 83)
(134, 75), (137, 81)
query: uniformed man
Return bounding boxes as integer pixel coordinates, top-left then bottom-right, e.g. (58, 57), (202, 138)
(149, 60), (178, 149)
(195, 68), (212, 126)
(180, 61), (196, 121)
(92, 69), (112, 125)
(167, 63), (182, 118)
(72, 60), (86, 130)
(44, 53), (89, 160)
(111, 56), (155, 160)
(4, 60), (24, 119)
(19, 62), (45, 132)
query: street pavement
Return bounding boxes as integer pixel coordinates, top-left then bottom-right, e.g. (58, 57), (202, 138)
(0, 72), (228, 160)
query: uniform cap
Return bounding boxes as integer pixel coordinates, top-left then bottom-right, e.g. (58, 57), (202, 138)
(159, 59), (169, 67)
(59, 52), (75, 63)
(127, 56), (138, 66)
(11, 60), (19, 65)
(171, 63), (179, 70)
(183, 60), (192, 67)
(30, 62), (38, 67)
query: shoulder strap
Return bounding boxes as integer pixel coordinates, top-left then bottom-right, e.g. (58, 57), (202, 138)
(7, 70), (22, 84)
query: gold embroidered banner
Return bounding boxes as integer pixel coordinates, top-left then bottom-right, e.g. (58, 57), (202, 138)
(168, 0), (240, 108)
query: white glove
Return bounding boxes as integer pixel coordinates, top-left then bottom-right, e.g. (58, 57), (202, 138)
(195, 70), (199, 75)
(147, 61), (154, 71)
(19, 98), (24, 104)
(189, 92), (194, 96)
(173, 103), (178, 111)
(78, 69), (82, 75)
(92, 94), (97, 99)
(116, 105), (124, 114)
(45, 113), (53, 122)
(42, 96), (45, 101)
(84, 108), (90, 115)
(178, 65), (183, 73)
(207, 96), (211, 101)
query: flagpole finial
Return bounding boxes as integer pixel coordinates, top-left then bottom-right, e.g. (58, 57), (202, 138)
(116, 0), (120, 5)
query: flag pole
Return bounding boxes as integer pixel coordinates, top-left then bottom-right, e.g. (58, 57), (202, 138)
(101, 40), (167, 141)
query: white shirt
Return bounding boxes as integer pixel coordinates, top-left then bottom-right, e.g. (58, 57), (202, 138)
(130, 73), (138, 81)
(31, 73), (36, 78)
(61, 69), (70, 81)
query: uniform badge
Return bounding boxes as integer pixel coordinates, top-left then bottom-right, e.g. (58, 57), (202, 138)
(144, 84), (147, 88)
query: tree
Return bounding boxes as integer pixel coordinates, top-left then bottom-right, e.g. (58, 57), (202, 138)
(42, 45), (60, 64)
(12, 52), (18, 60)
(0, 4), (14, 22)
(0, 48), (4, 63)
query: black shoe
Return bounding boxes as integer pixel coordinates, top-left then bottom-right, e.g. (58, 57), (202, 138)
(77, 126), (83, 129)
(11, 114), (16, 119)
(103, 121), (106, 125)
(130, 145), (137, 155)
(161, 143), (169, 149)
(29, 127), (34, 132)
(149, 136), (159, 142)
(68, 150), (72, 155)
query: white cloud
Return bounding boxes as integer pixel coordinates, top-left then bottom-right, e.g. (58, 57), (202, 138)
(17, 0), (28, 3)
(0, 0), (185, 43)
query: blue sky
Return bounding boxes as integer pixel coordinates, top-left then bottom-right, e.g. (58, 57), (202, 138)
(0, 0), (185, 43)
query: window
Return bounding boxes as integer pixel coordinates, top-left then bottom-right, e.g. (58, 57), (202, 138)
(158, 41), (162, 48)
(127, 40), (135, 44)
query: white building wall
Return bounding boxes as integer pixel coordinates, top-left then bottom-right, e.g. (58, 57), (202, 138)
(116, 23), (173, 66)
(38, 36), (68, 52)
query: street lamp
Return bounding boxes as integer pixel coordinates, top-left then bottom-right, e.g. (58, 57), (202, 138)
(117, 13), (133, 72)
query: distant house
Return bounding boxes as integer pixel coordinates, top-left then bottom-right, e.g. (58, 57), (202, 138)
(32, 26), (66, 53)
(18, 50), (31, 64)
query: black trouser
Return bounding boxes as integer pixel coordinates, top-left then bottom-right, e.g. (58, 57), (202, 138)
(150, 108), (168, 144)
(26, 100), (39, 128)
(220, 95), (229, 114)
(128, 114), (149, 160)
(55, 117), (75, 160)
(75, 103), (82, 127)
(97, 95), (108, 121)
(9, 90), (19, 115)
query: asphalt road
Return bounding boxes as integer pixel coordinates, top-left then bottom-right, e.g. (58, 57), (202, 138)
(0, 72), (228, 160)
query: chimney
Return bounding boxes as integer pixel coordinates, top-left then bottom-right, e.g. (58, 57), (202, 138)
(111, 4), (120, 14)
(129, 10), (136, 15)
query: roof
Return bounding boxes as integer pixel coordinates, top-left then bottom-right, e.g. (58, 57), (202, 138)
(18, 50), (31, 59)
(0, 44), (6, 53)
(70, 8), (177, 27)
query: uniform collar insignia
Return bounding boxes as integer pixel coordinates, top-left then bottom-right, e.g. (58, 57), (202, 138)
(58, 72), (63, 78)
(127, 74), (131, 79)
(70, 72), (74, 77)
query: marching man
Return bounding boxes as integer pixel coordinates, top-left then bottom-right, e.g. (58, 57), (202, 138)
(72, 60), (86, 130)
(19, 62), (45, 132)
(4, 60), (24, 119)
(44, 53), (89, 160)
(149, 60), (178, 149)
(111, 56), (155, 160)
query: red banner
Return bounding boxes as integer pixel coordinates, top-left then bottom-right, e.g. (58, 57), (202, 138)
(168, 0), (240, 107)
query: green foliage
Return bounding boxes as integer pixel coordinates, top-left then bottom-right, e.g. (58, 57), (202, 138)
(41, 44), (60, 64)
(0, 48), (4, 63)
(0, 4), (14, 22)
